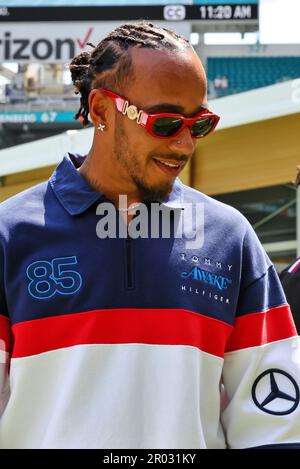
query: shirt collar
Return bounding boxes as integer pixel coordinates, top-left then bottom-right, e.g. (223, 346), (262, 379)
(50, 152), (104, 215)
(50, 152), (184, 216)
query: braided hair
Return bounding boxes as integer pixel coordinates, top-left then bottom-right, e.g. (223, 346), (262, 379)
(69, 22), (191, 127)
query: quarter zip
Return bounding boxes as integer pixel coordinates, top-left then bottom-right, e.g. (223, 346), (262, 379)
(125, 234), (135, 289)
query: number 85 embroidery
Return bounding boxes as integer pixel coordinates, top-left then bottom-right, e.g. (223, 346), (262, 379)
(26, 256), (82, 299)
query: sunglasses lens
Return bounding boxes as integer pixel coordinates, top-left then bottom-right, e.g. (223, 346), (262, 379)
(152, 117), (183, 137)
(191, 117), (216, 137)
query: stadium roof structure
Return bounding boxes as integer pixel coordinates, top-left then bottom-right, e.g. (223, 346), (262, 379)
(0, 78), (298, 175)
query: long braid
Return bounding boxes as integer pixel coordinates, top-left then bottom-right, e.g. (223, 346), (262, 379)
(69, 22), (190, 127)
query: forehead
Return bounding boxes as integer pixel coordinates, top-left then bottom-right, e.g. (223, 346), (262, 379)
(127, 47), (207, 114)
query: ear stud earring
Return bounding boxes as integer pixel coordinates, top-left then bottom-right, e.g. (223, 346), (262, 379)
(97, 123), (106, 131)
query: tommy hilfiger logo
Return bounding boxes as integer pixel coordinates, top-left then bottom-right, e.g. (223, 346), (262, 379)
(181, 285), (230, 304)
(180, 266), (232, 291)
(180, 253), (233, 272)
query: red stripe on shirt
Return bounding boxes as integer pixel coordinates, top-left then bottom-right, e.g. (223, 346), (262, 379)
(225, 304), (297, 353)
(0, 314), (13, 354)
(11, 308), (233, 359)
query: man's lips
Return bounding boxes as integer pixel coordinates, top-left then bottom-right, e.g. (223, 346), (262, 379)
(152, 157), (186, 176)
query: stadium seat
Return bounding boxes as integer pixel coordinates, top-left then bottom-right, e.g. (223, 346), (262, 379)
(207, 56), (300, 98)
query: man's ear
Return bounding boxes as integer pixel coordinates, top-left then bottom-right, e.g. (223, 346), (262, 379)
(88, 89), (109, 127)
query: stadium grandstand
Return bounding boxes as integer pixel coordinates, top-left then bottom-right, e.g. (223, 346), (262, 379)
(0, 0), (300, 271)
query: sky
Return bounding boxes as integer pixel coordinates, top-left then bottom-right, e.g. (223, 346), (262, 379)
(259, 0), (300, 44)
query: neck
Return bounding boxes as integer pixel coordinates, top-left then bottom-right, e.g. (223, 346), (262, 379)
(78, 145), (141, 210)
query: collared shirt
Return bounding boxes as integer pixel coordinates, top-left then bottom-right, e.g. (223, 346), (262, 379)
(0, 152), (299, 449)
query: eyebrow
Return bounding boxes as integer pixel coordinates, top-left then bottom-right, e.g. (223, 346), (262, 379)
(142, 103), (207, 116)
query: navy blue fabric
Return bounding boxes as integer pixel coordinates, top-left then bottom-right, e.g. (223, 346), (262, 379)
(50, 153), (104, 215)
(236, 265), (287, 317)
(0, 153), (289, 327)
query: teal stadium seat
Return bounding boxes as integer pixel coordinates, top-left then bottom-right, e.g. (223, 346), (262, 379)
(207, 56), (300, 98)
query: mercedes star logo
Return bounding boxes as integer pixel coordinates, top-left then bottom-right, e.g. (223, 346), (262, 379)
(252, 369), (299, 415)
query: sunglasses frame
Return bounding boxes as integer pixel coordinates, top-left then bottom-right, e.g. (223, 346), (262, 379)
(97, 88), (220, 139)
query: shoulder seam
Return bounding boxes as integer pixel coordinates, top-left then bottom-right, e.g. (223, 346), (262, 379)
(240, 263), (274, 293)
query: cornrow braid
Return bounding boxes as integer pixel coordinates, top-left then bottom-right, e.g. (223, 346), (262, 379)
(69, 21), (191, 127)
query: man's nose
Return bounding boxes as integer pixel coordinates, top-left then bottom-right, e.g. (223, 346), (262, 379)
(167, 126), (196, 155)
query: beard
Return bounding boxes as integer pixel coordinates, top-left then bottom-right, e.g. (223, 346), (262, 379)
(113, 119), (175, 203)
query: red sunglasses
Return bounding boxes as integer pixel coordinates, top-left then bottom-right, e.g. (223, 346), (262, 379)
(98, 88), (220, 139)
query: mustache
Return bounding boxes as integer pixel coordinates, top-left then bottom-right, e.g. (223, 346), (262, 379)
(150, 153), (191, 163)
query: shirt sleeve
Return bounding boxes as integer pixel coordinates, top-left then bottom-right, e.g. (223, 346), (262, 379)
(0, 242), (11, 418)
(221, 223), (300, 449)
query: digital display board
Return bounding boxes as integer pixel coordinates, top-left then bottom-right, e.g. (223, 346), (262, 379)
(1, 1), (258, 5)
(0, 4), (258, 22)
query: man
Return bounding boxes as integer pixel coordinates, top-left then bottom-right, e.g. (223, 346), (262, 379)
(0, 22), (299, 449)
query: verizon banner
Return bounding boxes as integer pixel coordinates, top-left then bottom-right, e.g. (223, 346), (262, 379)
(0, 21), (191, 63)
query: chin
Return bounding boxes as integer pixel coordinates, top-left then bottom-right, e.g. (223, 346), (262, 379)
(138, 181), (174, 204)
